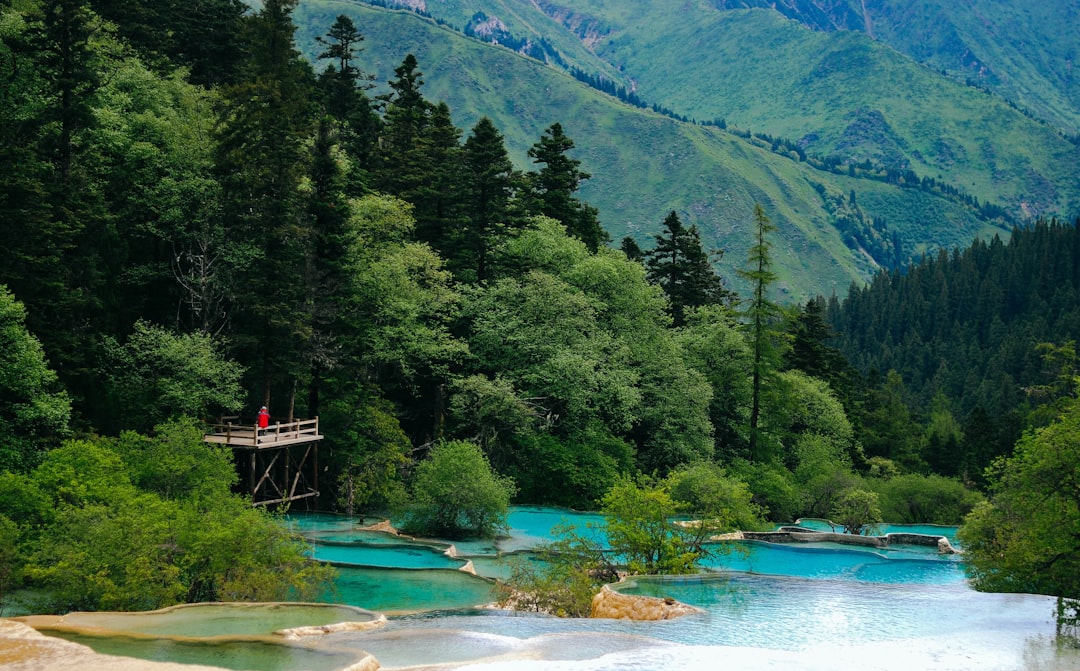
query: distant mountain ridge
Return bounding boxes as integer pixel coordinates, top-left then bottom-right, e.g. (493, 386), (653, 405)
(292, 0), (1075, 298)
(541, 0), (1080, 135)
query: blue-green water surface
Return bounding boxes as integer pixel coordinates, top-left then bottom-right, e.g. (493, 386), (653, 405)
(34, 508), (1080, 671)
(311, 542), (465, 570)
(702, 540), (966, 584)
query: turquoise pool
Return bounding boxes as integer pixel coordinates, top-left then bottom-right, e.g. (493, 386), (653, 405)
(328, 566), (496, 613)
(701, 540), (966, 584)
(291, 507), (965, 585)
(789, 517), (961, 543)
(33, 507), (1080, 671)
(310, 541), (465, 570)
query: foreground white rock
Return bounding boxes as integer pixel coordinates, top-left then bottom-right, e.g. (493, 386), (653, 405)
(590, 584), (702, 620)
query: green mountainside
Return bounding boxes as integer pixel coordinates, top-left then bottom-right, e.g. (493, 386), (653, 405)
(557, 3), (1079, 219)
(720, 0), (1080, 137)
(294, 1), (1014, 298)
(372, 0), (1077, 220)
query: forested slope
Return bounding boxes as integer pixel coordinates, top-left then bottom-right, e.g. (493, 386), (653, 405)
(827, 218), (1080, 481)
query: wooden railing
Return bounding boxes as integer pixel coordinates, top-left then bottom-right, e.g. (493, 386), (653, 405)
(204, 417), (321, 447)
(255, 417), (320, 445)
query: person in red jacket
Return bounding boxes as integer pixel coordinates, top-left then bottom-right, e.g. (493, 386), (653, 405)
(257, 406), (270, 428)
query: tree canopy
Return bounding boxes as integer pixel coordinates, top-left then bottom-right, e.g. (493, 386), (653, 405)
(960, 398), (1080, 599)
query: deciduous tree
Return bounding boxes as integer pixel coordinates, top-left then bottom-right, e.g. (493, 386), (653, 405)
(99, 321), (243, 433)
(0, 287), (71, 473)
(960, 399), (1080, 599)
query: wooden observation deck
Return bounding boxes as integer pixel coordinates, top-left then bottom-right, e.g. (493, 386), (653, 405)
(204, 417), (323, 507)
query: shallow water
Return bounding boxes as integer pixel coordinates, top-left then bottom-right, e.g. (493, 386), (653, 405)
(333, 579), (1078, 670)
(55, 602), (374, 638)
(33, 508), (1080, 671)
(701, 540), (967, 584)
(328, 566), (497, 613)
(311, 541), (466, 570)
(50, 631), (363, 671)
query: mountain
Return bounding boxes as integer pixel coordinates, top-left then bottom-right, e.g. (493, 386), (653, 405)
(726, 0), (1080, 137)
(567, 4), (1077, 214)
(290, 1), (1077, 297)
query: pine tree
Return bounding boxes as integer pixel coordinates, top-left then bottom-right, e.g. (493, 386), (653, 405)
(315, 14), (379, 193)
(645, 211), (730, 326)
(215, 0), (318, 409)
(737, 204), (786, 460)
(13, 0), (115, 407)
(410, 102), (466, 258)
(461, 117), (519, 282)
(316, 14), (364, 79)
(373, 54), (433, 198)
(525, 122), (609, 251)
(89, 0), (247, 86)
(786, 297), (857, 387)
(306, 117), (354, 417)
(621, 236), (644, 262)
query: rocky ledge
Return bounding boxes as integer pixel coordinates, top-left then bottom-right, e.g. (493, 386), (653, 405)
(0, 619), (230, 671)
(590, 584), (702, 620)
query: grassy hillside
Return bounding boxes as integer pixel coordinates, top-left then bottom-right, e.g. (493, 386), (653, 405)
(293, 2), (1009, 299)
(326, 1), (1079, 222)
(521, 2), (1079, 221)
(711, 0), (1080, 135)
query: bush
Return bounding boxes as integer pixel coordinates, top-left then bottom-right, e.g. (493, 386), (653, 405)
(870, 473), (982, 524)
(15, 429), (334, 613)
(831, 489), (883, 535)
(601, 476), (701, 575)
(496, 523), (616, 617)
(665, 462), (766, 531)
(402, 440), (516, 539)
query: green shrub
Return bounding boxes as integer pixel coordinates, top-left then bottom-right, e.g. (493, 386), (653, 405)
(870, 473), (982, 525)
(402, 440), (516, 539)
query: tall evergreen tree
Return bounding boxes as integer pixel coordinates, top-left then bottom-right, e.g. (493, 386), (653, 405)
(306, 117), (354, 418)
(788, 298), (843, 379)
(620, 236), (644, 262)
(88, 0), (247, 87)
(0, 6), (65, 339)
(316, 14), (364, 79)
(410, 102), (466, 257)
(461, 117), (519, 283)
(645, 211), (730, 326)
(525, 122), (609, 252)
(215, 0), (318, 410)
(373, 54), (433, 199)
(737, 204), (786, 461)
(315, 14), (379, 194)
(10, 0), (117, 408)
